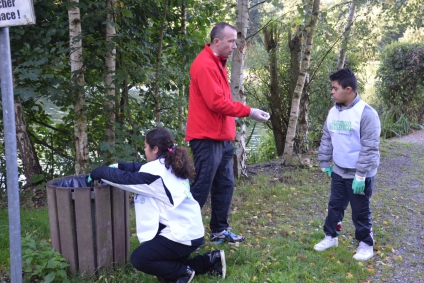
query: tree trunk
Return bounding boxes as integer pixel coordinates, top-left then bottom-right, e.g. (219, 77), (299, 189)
(178, 1), (186, 131)
(296, 74), (310, 154)
(230, 0), (250, 179)
(105, 0), (117, 150)
(337, 0), (356, 70)
(282, 0), (320, 165)
(288, 28), (305, 153)
(154, 0), (168, 123)
(14, 98), (43, 189)
(264, 25), (285, 156)
(288, 28), (302, 96)
(69, 0), (88, 174)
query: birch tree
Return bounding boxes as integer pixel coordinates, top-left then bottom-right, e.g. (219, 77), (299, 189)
(154, 0), (169, 123)
(231, 0), (250, 178)
(337, 0), (357, 69)
(282, 0), (320, 165)
(178, 1), (187, 131)
(69, 0), (88, 174)
(105, 0), (117, 149)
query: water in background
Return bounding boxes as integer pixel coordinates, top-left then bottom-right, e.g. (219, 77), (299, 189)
(246, 122), (267, 153)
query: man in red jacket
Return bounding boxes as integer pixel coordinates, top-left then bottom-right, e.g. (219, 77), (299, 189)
(186, 22), (269, 244)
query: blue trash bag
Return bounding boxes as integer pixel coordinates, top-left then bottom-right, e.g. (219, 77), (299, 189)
(54, 174), (91, 188)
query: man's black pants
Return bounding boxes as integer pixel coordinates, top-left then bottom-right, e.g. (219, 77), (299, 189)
(324, 172), (375, 246)
(189, 139), (234, 233)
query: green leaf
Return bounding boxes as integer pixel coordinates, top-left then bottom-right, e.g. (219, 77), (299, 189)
(47, 260), (58, 269)
(44, 272), (55, 283)
(31, 174), (45, 183)
(57, 269), (67, 278)
(121, 9), (133, 18)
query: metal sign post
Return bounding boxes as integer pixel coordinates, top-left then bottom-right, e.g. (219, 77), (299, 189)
(1, 1), (35, 282)
(0, 27), (22, 283)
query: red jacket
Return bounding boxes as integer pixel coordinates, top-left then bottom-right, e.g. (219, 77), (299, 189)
(185, 44), (251, 141)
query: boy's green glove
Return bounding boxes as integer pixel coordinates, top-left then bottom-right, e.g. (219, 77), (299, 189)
(109, 164), (118, 168)
(352, 175), (365, 194)
(322, 167), (333, 177)
(86, 175), (93, 184)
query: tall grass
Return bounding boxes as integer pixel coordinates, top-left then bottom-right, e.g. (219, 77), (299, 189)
(380, 112), (410, 139)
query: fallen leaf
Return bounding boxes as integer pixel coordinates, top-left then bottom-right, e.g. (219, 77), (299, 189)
(394, 255), (403, 261)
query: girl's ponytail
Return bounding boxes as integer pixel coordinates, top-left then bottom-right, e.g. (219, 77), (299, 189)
(145, 128), (195, 180)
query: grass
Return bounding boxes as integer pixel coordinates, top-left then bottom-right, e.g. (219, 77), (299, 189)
(1, 141), (421, 282)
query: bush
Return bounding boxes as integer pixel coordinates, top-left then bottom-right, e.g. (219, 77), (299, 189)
(380, 112), (410, 139)
(22, 232), (70, 283)
(376, 42), (424, 124)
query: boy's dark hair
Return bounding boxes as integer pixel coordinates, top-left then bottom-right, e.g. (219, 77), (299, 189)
(329, 68), (357, 92)
(145, 128), (195, 180)
(210, 22), (236, 43)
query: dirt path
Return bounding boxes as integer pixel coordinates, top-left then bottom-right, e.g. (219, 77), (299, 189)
(368, 130), (424, 282)
(389, 129), (424, 143)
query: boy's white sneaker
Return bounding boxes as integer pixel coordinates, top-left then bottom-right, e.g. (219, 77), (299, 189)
(313, 235), (338, 251)
(353, 241), (374, 261)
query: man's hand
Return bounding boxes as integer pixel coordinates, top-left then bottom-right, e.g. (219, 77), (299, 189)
(352, 175), (365, 194)
(322, 167), (333, 177)
(250, 108), (270, 122)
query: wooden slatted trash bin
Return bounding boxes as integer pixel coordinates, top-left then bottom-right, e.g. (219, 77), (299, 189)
(46, 175), (130, 274)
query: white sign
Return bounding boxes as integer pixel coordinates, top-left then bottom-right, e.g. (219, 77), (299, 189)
(0, 0), (35, 28)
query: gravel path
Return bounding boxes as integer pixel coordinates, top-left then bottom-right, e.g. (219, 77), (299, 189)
(389, 129), (424, 143)
(368, 130), (424, 282)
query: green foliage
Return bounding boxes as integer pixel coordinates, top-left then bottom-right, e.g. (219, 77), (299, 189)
(376, 42), (424, 124)
(247, 130), (278, 164)
(379, 112), (410, 139)
(0, 0), (229, 189)
(22, 232), (70, 283)
(30, 174), (47, 190)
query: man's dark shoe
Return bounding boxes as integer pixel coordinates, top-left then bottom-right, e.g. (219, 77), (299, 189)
(210, 229), (245, 244)
(207, 250), (226, 279)
(157, 266), (195, 283)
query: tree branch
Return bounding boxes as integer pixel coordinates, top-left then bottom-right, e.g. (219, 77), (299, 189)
(28, 131), (74, 160)
(249, 1), (266, 11)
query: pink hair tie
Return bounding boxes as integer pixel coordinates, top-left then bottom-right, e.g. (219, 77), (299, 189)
(168, 145), (176, 153)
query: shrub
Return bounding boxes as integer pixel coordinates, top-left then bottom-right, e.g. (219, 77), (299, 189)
(380, 112), (410, 139)
(22, 232), (70, 283)
(376, 42), (424, 124)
